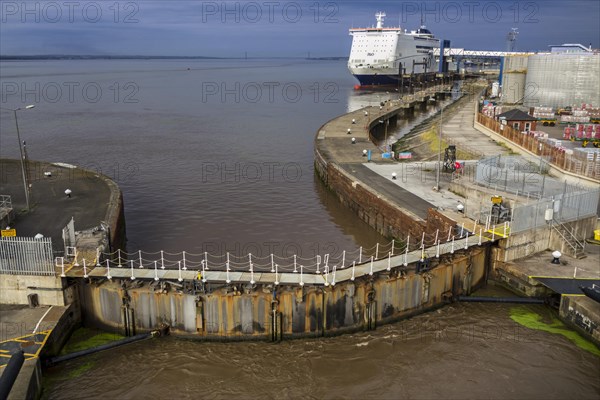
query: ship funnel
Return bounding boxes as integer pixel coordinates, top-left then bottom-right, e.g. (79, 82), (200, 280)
(375, 12), (386, 29)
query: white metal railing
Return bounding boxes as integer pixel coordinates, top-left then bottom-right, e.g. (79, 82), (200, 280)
(76, 224), (507, 284)
(0, 236), (55, 276)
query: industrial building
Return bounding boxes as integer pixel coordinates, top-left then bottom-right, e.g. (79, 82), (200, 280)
(500, 44), (599, 108)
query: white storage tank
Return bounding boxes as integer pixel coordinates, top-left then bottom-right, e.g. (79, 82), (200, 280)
(524, 53), (600, 108)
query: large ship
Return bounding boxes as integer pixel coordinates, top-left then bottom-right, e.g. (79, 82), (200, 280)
(348, 12), (441, 87)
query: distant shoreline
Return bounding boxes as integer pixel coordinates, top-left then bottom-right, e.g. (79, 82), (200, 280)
(0, 55), (348, 61)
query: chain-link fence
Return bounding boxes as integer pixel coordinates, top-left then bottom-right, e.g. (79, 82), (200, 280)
(472, 156), (600, 233)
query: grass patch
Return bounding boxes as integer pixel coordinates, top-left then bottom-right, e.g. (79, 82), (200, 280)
(60, 327), (125, 355)
(510, 306), (600, 357)
(421, 124), (474, 160)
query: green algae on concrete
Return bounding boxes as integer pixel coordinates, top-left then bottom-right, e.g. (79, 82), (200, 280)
(60, 327), (125, 355)
(510, 306), (600, 357)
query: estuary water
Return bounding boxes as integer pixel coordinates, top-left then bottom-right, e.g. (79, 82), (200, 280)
(1, 59), (390, 257)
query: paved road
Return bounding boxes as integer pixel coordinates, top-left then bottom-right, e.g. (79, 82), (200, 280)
(0, 159), (112, 251)
(339, 163), (434, 220)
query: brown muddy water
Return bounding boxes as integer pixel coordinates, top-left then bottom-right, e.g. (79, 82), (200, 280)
(43, 300), (600, 399)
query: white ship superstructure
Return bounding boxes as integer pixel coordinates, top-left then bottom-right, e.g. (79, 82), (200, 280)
(348, 12), (440, 86)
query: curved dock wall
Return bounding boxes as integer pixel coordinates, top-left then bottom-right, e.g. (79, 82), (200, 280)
(78, 247), (487, 339)
(315, 158), (454, 240)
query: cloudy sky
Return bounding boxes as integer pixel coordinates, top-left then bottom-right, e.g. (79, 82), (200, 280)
(1, 1), (598, 57)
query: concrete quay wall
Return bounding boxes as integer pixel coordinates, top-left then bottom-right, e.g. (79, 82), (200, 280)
(78, 247), (488, 339)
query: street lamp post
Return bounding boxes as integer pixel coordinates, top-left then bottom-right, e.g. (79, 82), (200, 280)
(1, 105), (35, 211)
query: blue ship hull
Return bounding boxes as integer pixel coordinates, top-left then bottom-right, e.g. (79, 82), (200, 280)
(352, 72), (441, 88)
(353, 74), (400, 86)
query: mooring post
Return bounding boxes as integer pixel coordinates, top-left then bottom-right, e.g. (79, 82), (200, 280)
(106, 259), (111, 280)
(478, 228), (483, 245)
(138, 250), (143, 268)
(154, 261), (159, 281)
(130, 259), (135, 280)
(316, 255), (321, 274)
(359, 246), (363, 264)
(117, 248), (122, 267)
(391, 239), (395, 256)
(464, 232), (469, 249)
(299, 265), (304, 286)
(182, 251), (187, 270)
(293, 254), (297, 272)
(351, 261), (355, 281)
(375, 243), (379, 260)
(160, 250), (165, 270)
(436, 241), (440, 258)
(341, 250), (346, 269)
(83, 259), (88, 278)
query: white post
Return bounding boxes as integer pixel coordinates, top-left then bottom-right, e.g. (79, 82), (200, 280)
(478, 228), (482, 245)
(434, 230), (439, 245)
(331, 265), (336, 286)
(421, 232), (425, 248)
(573, 267), (577, 278)
(293, 254), (297, 273)
(341, 250), (346, 269)
(204, 251), (208, 270)
(74, 249), (79, 267)
(248, 253), (252, 270)
(274, 264), (279, 285)
(96, 248), (101, 266)
(178, 261), (183, 282)
(404, 239), (409, 266)
(464, 232), (469, 249)
(160, 250), (165, 270)
(447, 227), (452, 242)
(106, 259), (111, 280)
(270, 254), (275, 273)
(375, 243), (379, 260)
(316, 255), (321, 274)
(387, 252), (391, 271)
(460, 223), (465, 238)
(391, 240), (395, 256)
(300, 265), (304, 286)
(473, 220), (477, 233)
(492, 225), (496, 241)
(226, 265), (231, 284)
(83, 259), (88, 278)
(56, 257), (65, 277)
(202, 259), (207, 283)
(226, 252), (230, 271)
(436, 241), (440, 258)
(139, 250), (143, 268)
(117, 249), (122, 267)
(130, 259), (135, 280)
(154, 261), (159, 281)
(451, 237), (455, 254)
(324, 263), (329, 286)
(359, 246), (363, 264)
(351, 261), (356, 281)
(182, 251), (187, 270)
(369, 256), (374, 276)
(250, 262), (255, 285)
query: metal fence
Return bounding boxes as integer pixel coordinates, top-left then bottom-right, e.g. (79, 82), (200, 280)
(510, 188), (600, 233)
(473, 155), (600, 233)
(0, 236), (55, 276)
